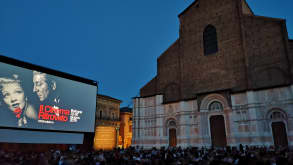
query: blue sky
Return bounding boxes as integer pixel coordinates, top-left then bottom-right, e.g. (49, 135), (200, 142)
(0, 0), (292, 107)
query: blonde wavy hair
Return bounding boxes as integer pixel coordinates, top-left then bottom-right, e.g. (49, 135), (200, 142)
(0, 74), (22, 106)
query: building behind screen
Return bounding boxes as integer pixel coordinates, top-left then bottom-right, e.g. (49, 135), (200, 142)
(132, 0), (293, 148)
(119, 107), (133, 148)
(94, 94), (121, 150)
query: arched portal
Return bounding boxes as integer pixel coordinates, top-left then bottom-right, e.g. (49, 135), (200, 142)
(272, 122), (288, 148)
(268, 110), (288, 148)
(166, 120), (177, 147)
(210, 115), (227, 147)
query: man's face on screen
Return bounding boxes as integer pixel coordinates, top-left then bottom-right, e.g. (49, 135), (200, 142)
(33, 73), (50, 102)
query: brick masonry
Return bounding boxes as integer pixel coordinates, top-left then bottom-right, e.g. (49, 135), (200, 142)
(134, 0), (293, 149)
(140, 0), (292, 103)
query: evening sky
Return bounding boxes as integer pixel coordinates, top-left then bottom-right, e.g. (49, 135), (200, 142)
(0, 0), (292, 107)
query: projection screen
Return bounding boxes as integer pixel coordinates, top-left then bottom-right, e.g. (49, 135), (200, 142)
(0, 56), (97, 133)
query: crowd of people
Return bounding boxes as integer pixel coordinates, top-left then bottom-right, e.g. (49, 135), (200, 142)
(1, 145), (293, 165)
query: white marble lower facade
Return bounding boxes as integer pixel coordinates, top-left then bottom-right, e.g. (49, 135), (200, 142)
(132, 85), (293, 149)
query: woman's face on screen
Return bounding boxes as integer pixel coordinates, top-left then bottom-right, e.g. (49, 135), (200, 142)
(1, 82), (25, 112)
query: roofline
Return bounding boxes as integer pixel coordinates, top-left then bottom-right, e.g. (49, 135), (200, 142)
(140, 76), (157, 90)
(157, 39), (179, 60)
(178, 0), (199, 18)
(133, 93), (163, 99)
(97, 94), (122, 103)
(243, 0), (254, 15)
(120, 108), (132, 112)
(120, 111), (133, 115)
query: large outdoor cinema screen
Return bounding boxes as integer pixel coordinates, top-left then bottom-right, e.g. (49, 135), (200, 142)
(0, 56), (97, 133)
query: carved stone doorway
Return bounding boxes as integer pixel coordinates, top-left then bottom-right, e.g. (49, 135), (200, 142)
(210, 115), (227, 148)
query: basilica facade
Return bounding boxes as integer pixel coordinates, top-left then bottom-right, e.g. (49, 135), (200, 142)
(132, 0), (293, 148)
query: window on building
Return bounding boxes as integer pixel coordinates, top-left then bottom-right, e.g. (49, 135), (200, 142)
(203, 25), (218, 55)
(208, 101), (223, 111)
(100, 111), (102, 119)
(169, 121), (176, 127)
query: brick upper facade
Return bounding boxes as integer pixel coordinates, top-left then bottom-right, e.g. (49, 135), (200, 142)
(140, 0), (292, 103)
